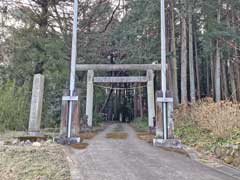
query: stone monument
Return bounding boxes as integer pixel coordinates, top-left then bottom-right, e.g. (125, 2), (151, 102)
(28, 74), (44, 136)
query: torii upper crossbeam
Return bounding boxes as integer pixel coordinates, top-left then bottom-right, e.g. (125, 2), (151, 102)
(75, 64), (163, 72)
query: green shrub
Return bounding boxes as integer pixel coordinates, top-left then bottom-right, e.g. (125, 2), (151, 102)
(0, 81), (30, 132)
(93, 113), (105, 127)
(131, 116), (148, 131)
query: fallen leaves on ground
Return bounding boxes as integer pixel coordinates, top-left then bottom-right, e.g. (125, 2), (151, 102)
(106, 133), (128, 139)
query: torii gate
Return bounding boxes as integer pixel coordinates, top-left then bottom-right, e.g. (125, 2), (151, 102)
(76, 64), (161, 127)
(63, 0), (171, 141)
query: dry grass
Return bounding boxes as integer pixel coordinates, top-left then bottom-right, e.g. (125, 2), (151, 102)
(175, 99), (240, 138)
(0, 144), (70, 180)
(106, 133), (128, 139)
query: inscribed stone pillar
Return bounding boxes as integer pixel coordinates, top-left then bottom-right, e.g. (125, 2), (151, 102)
(60, 89), (81, 137)
(147, 70), (155, 127)
(28, 74), (44, 136)
(86, 70), (94, 127)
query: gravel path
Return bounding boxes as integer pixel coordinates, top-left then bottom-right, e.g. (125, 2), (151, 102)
(65, 123), (238, 180)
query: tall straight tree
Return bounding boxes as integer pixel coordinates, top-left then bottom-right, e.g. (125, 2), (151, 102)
(169, 0), (179, 105)
(188, 0), (195, 103)
(215, 0), (221, 102)
(194, 25), (201, 99)
(232, 10), (240, 102)
(210, 40), (215, 97)
(180, 0), (188, 105)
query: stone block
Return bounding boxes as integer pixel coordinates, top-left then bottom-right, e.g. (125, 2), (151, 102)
(153, 138), (182, 149)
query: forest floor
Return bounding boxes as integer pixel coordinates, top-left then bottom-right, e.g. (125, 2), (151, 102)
(65, 123), (238, 180)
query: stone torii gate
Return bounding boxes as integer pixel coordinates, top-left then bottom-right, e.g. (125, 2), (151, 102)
(76, 64), (162, 128)
(60, 0), (174, 143)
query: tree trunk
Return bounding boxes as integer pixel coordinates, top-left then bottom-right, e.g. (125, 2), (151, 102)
(139, 86), (143, 118)
(221, 60), (228, 100)
(215, 0), (221, 102)
(180, 0), (188, 105)
(231, 10), (239, 102)
(229, 60), (237, 102)
(166, 7), (172, 92)
(206, 57), (210, 97)
(169, 0), (179, 106)
(235, 63), (240, 101)
(188, 2), (195, 103)
(39, 0), (49, 36)
(194, 25), (201, 99)
(100, 89), (113, 113)
(210, 40), (215, 98)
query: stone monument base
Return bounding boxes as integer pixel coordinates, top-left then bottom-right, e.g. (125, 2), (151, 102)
(55, 137), (81, 145)
(153, 138), (182, 149)
(27, 131), (43, 137)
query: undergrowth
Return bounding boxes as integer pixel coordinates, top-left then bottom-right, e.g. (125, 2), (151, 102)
(0, 81), (30, 132)
(93, 113), (105, 127)
(175, 100), (240, 151)
(131, 116), (149, 131)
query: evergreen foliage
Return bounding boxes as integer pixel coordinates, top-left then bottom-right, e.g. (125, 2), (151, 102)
(0, 0), (240, 130)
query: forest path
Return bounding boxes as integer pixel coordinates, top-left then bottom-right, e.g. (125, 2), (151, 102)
(65, 123), (238, 180)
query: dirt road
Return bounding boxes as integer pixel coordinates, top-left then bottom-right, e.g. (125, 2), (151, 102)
(65, 124), (238, 180)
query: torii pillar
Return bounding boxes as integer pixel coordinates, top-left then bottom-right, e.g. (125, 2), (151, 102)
(86, 70), (94, 127)
(147, 70), (155, 128)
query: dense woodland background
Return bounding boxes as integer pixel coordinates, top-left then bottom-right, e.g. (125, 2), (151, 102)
(0, 0), (240, 130)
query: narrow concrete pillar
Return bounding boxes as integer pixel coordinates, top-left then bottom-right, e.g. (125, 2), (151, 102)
(147, 70), (155, 127)
(86, 70), (94, 127)
(28, 74), (44, 136)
